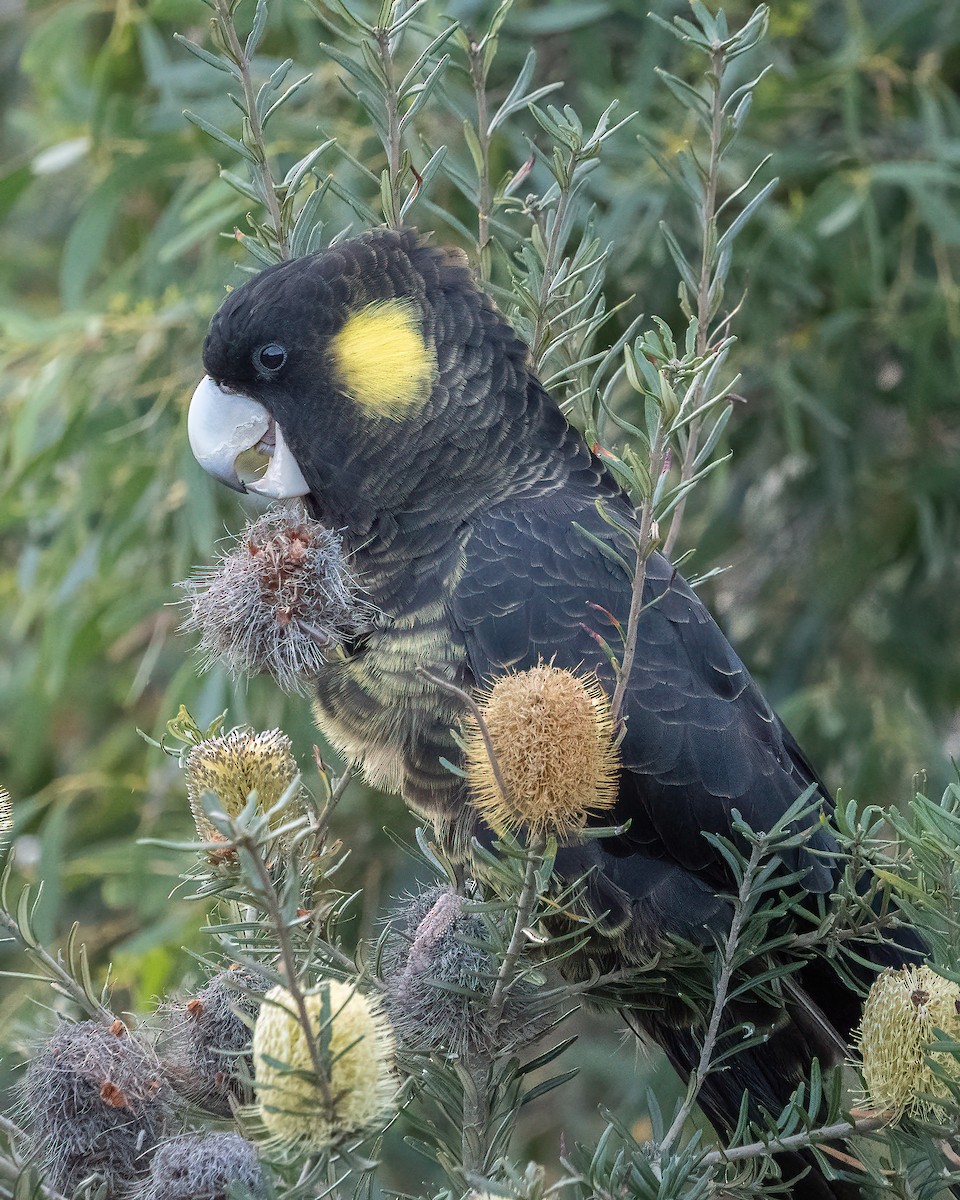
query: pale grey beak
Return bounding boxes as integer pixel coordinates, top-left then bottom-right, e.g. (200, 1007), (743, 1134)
(187, 375), (309, 499)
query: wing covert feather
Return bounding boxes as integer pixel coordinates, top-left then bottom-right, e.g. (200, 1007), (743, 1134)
(452, 491), (836, 899)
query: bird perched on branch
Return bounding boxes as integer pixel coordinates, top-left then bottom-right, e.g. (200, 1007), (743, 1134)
(188, 227), (912, 1197)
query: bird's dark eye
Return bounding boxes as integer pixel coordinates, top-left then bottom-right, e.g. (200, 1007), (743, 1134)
(255, 343), (287, 373)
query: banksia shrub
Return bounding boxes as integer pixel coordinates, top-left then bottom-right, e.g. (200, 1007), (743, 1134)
(856, 964), (960, 1119)
(463, 664), (619, 839)
(19, 1019), (175, 1195)
(141, 1132), (267, 1200)
(185, 726), (302, 845)
(253, 981), (396, 1151)
(179, 505), (377, 693)
(159, 965), (267, 1115)
(383, 886), (540, 1054)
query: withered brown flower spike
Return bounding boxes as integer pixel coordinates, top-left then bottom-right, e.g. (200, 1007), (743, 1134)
(463, 663), (619, 840)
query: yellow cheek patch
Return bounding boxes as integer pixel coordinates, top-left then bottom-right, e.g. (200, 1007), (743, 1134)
(330, 299), (435, 418)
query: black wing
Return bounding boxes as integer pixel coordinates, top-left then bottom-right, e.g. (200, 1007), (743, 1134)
(451, 487), (836, 944)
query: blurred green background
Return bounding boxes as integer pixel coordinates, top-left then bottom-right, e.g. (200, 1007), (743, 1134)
(1, 0), (959, 1182)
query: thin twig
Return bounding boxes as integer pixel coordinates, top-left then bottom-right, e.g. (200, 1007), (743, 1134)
(213, 0), (287, 255)
(611, 431), (667, 727)
(468, 42), (493, 274)
(0, 907), (114, 1027)
(701, 1113), (890, 1166)
(531, 149), (582, 365)
(456, 1056), (492, 1177)
(487, 837), (547, 1028)
(663, 45), (725, 557)
(657, 833), (768, 1160)
(375, 22), (404, 227)
(416, 668), (511, 804)
(235, 830), (337, 1109)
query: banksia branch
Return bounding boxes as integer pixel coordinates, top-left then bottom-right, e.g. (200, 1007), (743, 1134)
(855, 963), (960, 1120)
(463, 664), (620, 839)
(179, 505), (377, 693)
(252, 981), (396, 1151)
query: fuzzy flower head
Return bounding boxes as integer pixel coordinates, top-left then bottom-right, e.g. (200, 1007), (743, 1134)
(463, 664), (620, 839)
(253, 981), (396, 1152)
(19, 1019), (174, 1196)
(159, 965), (267, 1116)
(186, 727), (301, 845)
(382, 886), (543, 1055)
(141, 1132), (267, 1200)
(855, 963), (960, 1120)
(179, 505), (377, 693)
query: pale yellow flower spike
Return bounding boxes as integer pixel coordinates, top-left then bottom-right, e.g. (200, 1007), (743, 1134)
(855, 963), (960, 1120)
(185, 728), (300, 844)
(253, 981), (396, 1151)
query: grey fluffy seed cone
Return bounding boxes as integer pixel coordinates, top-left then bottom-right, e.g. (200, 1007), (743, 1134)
(158, 966), (267, 1116)
(139, 1133), (266, 1200)
(19, 1019), (175, 1197)
(382, 886), (545, 1055)
(178, 505), (378, 694)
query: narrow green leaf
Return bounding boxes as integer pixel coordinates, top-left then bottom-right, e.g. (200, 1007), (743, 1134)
(244, 0), (269, 57)
(173, 33), (239, 76)
(184, 109), (257, 163)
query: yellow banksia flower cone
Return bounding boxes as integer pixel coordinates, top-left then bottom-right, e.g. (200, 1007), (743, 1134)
(856, 964), (960, 1120)
(185, 728), (300, 845)
(253, 982), (396, 1150)
(464, 664), (620, 839)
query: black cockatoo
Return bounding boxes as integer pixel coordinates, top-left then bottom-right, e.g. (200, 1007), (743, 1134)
(187, 228), (910, 1196)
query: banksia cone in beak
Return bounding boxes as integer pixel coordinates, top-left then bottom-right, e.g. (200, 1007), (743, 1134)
(179, 505), (377, 693)
(185, 727), (301, 845)
(463, 664), (619, 839)
(253, 981), (396, 1151)
(856, 963), (960, 1120)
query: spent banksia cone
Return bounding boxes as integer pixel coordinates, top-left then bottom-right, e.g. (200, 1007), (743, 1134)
(253, 981), (396, 1151)
(141, 1132), (267, 1200)
(856, 963), (960, 1119)
(382, 886), (543, 1054)
(159, 965), (267, 1116)
(185, 727), (302, 846)
(179, 505), (377, 693)
(464, 664), (620, 839)
(19, 1019), (175, 1196)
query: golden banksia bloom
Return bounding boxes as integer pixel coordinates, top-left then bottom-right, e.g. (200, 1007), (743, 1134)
(463, 664), (620, 839)
(186, 727), (301, 845)
(253, 981), (396, 1150)
(855, 963), (960, 1120)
